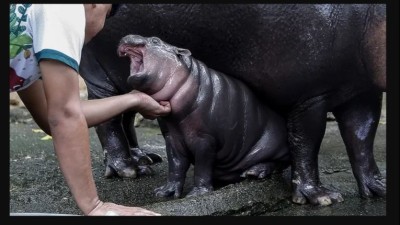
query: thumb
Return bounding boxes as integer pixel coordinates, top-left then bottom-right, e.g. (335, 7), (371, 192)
(159, 101), (171, 109)
(129, 90), (141, 94)
(159, 101), (171, 114)
(159, 100), (170, 106)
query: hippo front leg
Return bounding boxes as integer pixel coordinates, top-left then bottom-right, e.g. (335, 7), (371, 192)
(154, 140), (189, 198)
(333, 90), (385, 198)
(186, 136), (217, 197)
(288, 95), (344, 206)
(154, 125), (190, 198)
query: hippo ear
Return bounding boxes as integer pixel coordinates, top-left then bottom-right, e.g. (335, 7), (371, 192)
(175, 47), (191, 57)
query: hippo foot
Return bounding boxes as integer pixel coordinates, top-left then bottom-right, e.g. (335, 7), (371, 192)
(186, 186), (213, 198)
(130, 147), (163, 166)
(103, 148), (161, 178)
(104, 158), (137, 178)
(154, 181), (184, 198)
(105, 164), (155, 178)
(240, 163), (275, 179)
(137, 165), (155, 176)
(145, 152), (163, 164)
(292, 184), (344, 206)
(358, 173), (386, 198)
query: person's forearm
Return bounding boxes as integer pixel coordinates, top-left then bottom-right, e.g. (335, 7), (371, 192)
(81, 94), (137, 127)
(49, 112), (100, 215)
(19, 84), (137, 135)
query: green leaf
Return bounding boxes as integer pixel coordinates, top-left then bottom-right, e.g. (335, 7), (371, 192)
(16, 26), (26, 36)
(18, 6), (25, 14)
(10, 34), (32, 47)
(22, 44), (33, 50)
(10, 26), (17, 34)
(10, 34), (32, 59)
(10, 33), (16, 41)
(10, 45), (23, 59)
(10, 4), (16, 12)
(9, 13), (16, 22)
(23, 4), (31, 8)
(21, 14), (27, 22)
(10, 16), (17, 28)
(40, 135), (53, 140)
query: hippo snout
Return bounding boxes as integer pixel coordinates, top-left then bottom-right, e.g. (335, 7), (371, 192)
(120, 34), (147, 46)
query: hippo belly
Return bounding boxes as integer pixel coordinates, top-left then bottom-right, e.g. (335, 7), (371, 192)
(154, 54), (290, 198)
(117, 34), (290, 197)
(180, 61), (290, 182)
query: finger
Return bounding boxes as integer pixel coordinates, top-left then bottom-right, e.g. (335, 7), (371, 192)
(132, 209), (161, 216)
(130, 90), (140, 94)
(141, 211), (161, 216)
(159, 101), (171, 107)
(159, 102), (171, 115)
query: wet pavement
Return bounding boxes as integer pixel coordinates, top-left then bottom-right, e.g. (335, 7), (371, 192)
(9, 95), (387, 216)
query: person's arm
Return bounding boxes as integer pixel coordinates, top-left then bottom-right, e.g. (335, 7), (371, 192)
(18, 81), (171, 136)
(39, 59), (101, 215)
(82, 90), (171, 126)
(18, 61), (166, 215)
(37, 59), (161, 215)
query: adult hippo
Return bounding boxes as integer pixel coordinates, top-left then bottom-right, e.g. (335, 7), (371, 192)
(118, 34), (291, 197)
(79, 4), (386, 205)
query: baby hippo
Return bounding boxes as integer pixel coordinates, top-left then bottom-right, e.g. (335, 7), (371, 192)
(118, 34), (290, 198)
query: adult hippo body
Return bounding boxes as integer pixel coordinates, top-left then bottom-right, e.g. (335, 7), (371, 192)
(118, 34), (291, 197)
(79, 4), (386, 205)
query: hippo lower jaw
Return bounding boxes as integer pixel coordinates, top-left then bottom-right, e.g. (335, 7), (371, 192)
(126, 73), (150, 91)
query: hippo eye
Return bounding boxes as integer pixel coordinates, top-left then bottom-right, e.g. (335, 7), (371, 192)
(151, 37), (161, 45)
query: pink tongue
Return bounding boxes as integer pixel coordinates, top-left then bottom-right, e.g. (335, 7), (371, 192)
(130, 57), (142, 73)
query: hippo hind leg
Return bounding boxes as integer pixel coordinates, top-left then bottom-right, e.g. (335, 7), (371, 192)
(241, 161), (290, 179)
(332, 90), (385, 198)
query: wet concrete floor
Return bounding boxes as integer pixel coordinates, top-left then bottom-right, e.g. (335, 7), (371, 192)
(9, 96), (387, 216)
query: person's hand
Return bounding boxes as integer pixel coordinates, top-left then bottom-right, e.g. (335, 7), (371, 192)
(129, 90), (171, 120)
(87, 201), (161, 216)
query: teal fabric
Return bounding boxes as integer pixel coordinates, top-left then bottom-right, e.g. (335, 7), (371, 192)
(35, 49), (79, 72)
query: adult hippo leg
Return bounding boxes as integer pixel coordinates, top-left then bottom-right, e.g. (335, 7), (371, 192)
(332, 90), (385, 198)
(122, 111), (162, 176)
(94, 117), (137, 178)
(288, 95), (344, 205)
(80, 49), (151, 178)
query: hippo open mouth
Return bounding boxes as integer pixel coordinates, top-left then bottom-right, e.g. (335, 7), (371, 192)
(117, 44), (144, 74)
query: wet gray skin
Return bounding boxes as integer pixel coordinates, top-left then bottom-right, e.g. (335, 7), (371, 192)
(118, 34), (291, 198)
(80, 4), (386, 205)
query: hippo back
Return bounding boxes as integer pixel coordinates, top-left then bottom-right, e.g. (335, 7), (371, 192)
(82, 4), (381, 111)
